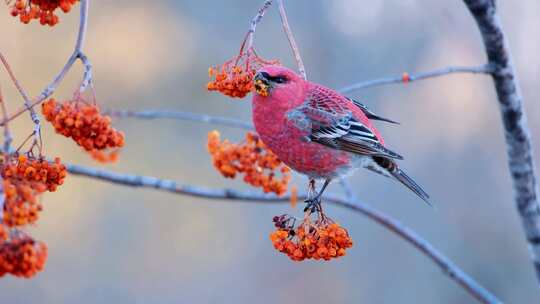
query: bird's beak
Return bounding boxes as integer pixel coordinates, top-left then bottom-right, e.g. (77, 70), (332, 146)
(254, 72), (271, 97)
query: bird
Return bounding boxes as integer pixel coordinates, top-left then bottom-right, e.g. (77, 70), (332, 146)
(251, 65), (430, 210)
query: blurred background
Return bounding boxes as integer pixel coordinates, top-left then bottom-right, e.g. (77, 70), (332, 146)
(0, 0), (539, 303)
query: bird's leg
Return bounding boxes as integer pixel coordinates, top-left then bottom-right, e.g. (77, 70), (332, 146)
(307, 179), (316, 198)
(304, 178), (331, 213)
(304, 178), (318, 214)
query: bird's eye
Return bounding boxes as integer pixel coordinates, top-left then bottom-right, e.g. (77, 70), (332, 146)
(270, 75), (288, 84)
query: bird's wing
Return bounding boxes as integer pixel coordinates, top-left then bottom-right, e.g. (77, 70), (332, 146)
(286, 88), (403, 160)
(346, 97), (399, 124)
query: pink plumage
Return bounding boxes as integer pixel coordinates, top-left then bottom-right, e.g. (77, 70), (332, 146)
(252, 65), (430, 205)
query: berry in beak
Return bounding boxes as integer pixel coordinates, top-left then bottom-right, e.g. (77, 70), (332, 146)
(254, 72), (271, 97)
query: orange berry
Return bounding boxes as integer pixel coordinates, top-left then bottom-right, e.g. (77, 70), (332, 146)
(207, 131), (291, 196)
(402, 72), (410, 83)
(207, 48), (278, 99)
(8, 0), (80, 26)
(1, 155), (67, 227)
(269, 214), (353, 262)
(41, 97), (124, 163)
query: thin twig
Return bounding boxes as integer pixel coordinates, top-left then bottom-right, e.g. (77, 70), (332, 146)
(0, 84), (12, 152)
(64, 163), (501, 304)
(0, 84), (7, 224)
(464, 0), (540, 282)
(276, 0), (307, 79)
(105, 109), (254, 130)
(339, 64), (494, 94)
(0, 0), (90, 126)
(246, 0), (274, 50)
(78, 52), (93, 93)
(0, 51), (41, 152)
(0, 52), (32, 102)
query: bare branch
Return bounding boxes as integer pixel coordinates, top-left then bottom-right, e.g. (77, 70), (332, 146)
(105, 109), (254, 130)
(65, 162), (501, 303)
(78, 52), (93, 93)
(0, 52), (41, 151)
(0, 52), (32, 102)
(339, 64), (494, 94)
(0, 84), (8, 225)
(276, 0), (307, 79)
(245, 0), (274, 50)
(0, 0), (90, 126)
(0, 85), (12, 152)
(37, 0), (89, 101)
(0, 84), (8, 223)
(464, 0), (540, 282)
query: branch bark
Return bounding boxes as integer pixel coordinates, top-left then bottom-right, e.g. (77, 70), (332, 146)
(464, 0), (540, 281)
(0, 84), (8, 223)
(339, 64), (494, 93)
(106, 109), (254, 130)
(245, 0), (274, 50)
(65, 163), (501, 303)
(276, 0), (307, 79)
(103, 62), (493, 131)
(0, 0), (90, 126)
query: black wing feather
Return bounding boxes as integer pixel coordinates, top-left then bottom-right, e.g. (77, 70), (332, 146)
(347, 97), (399, 124)
(309, 117), (403, 160)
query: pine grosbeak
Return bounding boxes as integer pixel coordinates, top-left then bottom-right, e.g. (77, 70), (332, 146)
(252, 65), (430, 209)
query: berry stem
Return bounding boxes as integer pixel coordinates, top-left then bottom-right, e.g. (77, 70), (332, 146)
(0, 0), (90, 127)
(339, 64), (495, 93)
(0, 84), (12, 153)
(245, 0), (273, 51)
(276, 0), (307, 80)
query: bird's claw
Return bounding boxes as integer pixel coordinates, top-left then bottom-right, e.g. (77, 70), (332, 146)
(304, 196), (321, 213)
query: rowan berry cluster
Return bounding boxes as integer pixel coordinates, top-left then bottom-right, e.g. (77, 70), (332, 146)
(207, 48), (278, 98)
(7, 0), (79, 26)
(42, 98), (125, 163)
(207, 130), (291, 196)
(0, 229), (48, 278)
(2, 155), (67, 227)
(270, 213), (353, 261)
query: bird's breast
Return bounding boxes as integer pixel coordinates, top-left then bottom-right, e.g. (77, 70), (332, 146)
(252, 102), (352, 179)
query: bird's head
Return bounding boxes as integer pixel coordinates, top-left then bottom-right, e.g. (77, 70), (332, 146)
(253, 65), (304, 99)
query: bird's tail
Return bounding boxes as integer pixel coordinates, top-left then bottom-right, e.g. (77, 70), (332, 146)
(371, 156), (431, 205)
(390, 167), (431, 206)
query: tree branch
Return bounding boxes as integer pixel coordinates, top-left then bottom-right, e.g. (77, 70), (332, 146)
(105, 109), (254, 130)
(78, 52), (93, 93)
(339, 64), (494, 93)
(105, 61), (495, 132)
(0, 85), (12, 153)
(463, 0), (540, 282)
(0, 84), (8, 224)
(276, 0), (307, 79)
(245, 0), (274, 50)
(0, 0), (90, 126)
(0, 51), (42, 152)
(64, 162), (501, 304)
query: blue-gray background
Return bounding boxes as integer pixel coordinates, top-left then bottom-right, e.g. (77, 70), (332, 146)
(1, 0), (539, 303)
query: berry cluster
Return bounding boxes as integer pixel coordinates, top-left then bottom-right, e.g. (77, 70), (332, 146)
(2, 155), (67, 227)
(208, 131), (291, 196)
(0, 229), (48, 278)
(42, 98), (125, 163)
(207, 48), (278, 98)
(270, 214), (353, 261)
(8, 0), (79, 26)
(0, 224), (7, 242)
